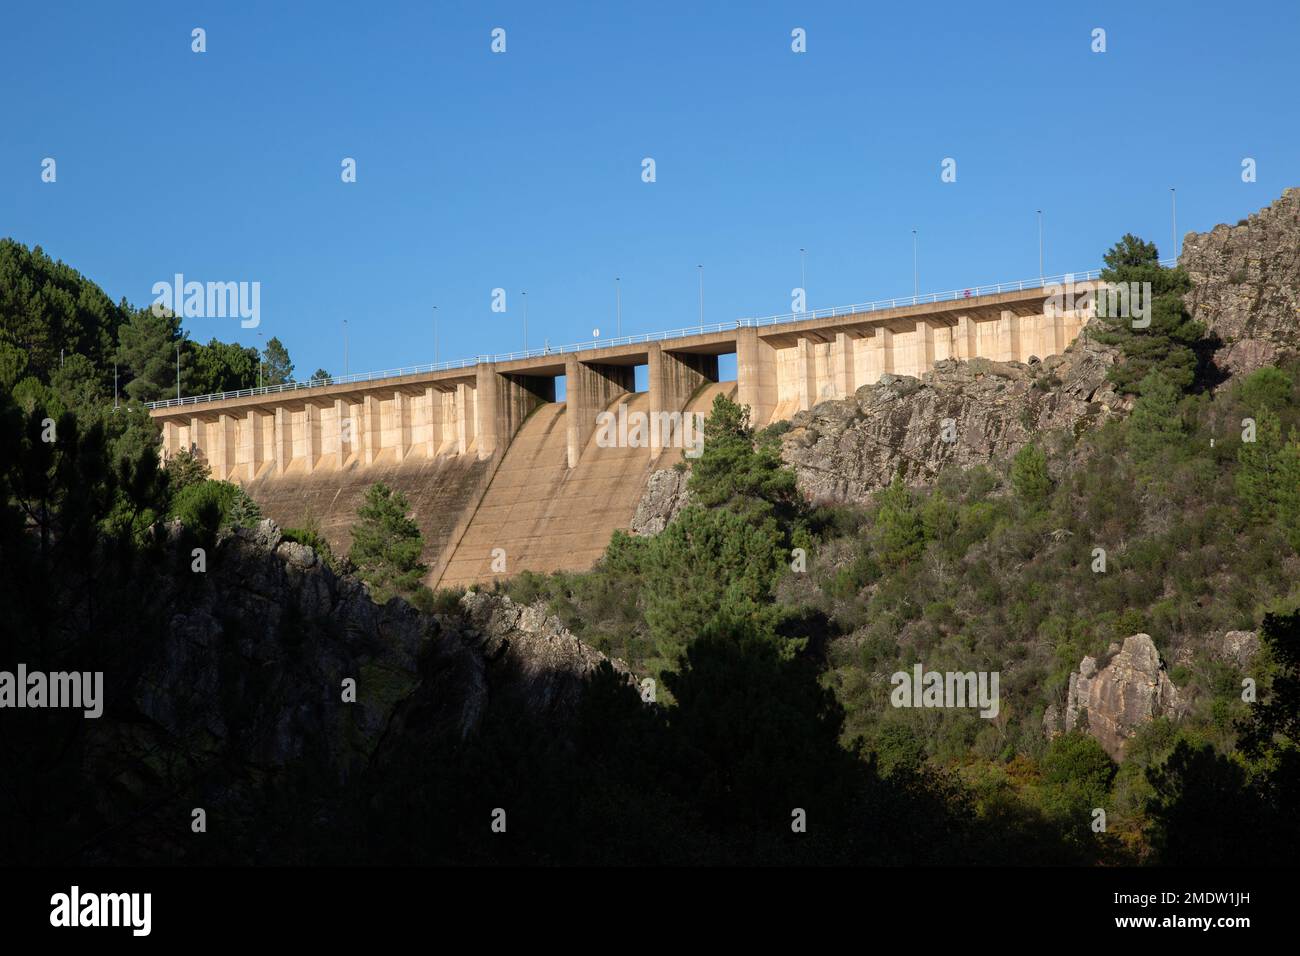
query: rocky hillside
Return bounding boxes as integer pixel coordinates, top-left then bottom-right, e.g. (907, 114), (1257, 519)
(778, 334), (1128, 505)
(628, 332), (1129, 522)
(83, 520), (630, 863)
(1183, 187), (1300, 377)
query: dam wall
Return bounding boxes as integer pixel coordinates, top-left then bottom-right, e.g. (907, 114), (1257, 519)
(241, 450), (497, 586)
(150, 284), (1090, 586)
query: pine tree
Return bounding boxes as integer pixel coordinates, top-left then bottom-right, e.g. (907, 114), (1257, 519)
(1236, 413), (1300, 552)
(261, 336), (295, 386)
(49, 354), (106, 414)
(1092, 234), (1205, 395)
(117, 307), (180, 401)
(348, 483), (427, 601)
(1010, 444), (1052, 504)
(1237, 409), (1286, 520)
(1282, 442), (1300, 553)
(875, 477), (926, 564)
(625, 393), (812, 669)
(0, 341), (29, 390)
(689, 393), (798, 516)
(1239, 366), (1295, 413)
(190, 338), (259, 394)
(1125, 370), (1187, 467)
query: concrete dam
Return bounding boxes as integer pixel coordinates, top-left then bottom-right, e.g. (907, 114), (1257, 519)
(150, 280), (1091, 588)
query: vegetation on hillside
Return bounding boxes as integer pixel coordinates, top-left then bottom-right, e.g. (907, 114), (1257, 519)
(1, 238), (297, 405)
(3, 232), (1298, 865)
(503, 243), (1300, 864)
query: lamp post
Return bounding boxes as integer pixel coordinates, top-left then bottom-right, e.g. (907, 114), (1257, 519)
(433, 305), (439, 364)
(258, 331), (265, 389)
(615, 277), (621, 338)
(1037, 209), (1044, 281)
(522, 291), (528, 352)
(912, 229), (918, 298)
(1170, 188), (1178, 260)
(176, 343), (181, 400)
(343, 320), (349, 378)
(800, 247), (807, 312)
(697, 265), (704, 327)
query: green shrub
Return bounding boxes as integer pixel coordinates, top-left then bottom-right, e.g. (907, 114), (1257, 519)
(874, 478), (925, 566)
(1010, 444), (1051, 503)
(1038, 732), (1116, 840)
(169, 479), (261, 538)
(409, 586), (437, 614)
(163, 449), (211, 496)
(506, 570), (552, 607)
(428, 587), (466, 615)
(281, 525), (348, 574)
(281, 526), (331, 555)
(1238, 366), (1294, 413)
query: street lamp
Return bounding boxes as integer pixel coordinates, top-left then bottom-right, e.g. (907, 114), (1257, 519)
(912, 229), (918, 298)
(1037, 209), (1044, 281)
(1170, 188), (1178, 260)
(800, 247), (807, 312)
(258, 331), (265, 389)
(433, 305), (439, 364)
(176, 343), (181, 400)
(343, 320), (349, 378)
(615, 277), (621, 338)
(697, 265), (704, 326)
(521, 291), (528, 351)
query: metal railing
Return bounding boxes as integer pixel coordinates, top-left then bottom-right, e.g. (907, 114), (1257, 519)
(145, 260), (1174, 411)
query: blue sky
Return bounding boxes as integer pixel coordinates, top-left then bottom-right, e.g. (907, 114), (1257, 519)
(5, 0), (1297, 387)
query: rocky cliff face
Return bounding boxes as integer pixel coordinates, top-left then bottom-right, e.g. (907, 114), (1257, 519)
(630, 467), (692, 535)
(1212, 630), (1260, 670)
(1181, 187), (1300, 377)
(1051, 634), (1186, 760)
(778, 333), (1129, 504)
(456, 588), (633, 714)
(92, 520), (627, 861)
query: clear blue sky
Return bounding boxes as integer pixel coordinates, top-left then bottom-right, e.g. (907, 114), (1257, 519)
(5, 0), (1297, 385)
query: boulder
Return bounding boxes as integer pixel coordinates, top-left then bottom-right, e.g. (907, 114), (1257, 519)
(458, 590), (635, 718)
(1064, 634), (1185, 760)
